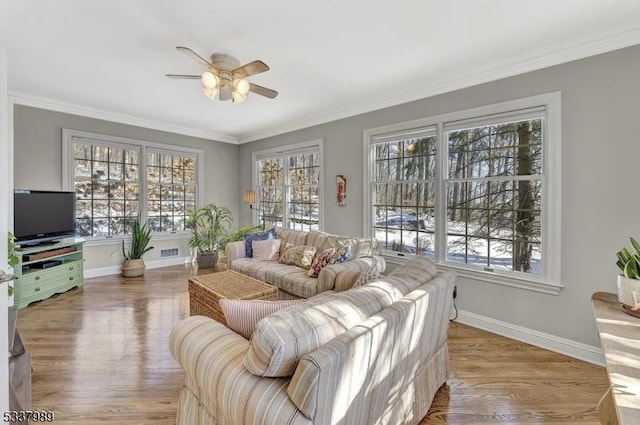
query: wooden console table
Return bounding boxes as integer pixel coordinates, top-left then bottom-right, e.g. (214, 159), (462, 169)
(591, 292), (640, 425)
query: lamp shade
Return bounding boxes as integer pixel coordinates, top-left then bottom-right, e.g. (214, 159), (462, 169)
(243, 190), (257, 204)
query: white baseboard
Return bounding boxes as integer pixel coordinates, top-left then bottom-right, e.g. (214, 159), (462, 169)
(83, 257), (192, 279)
(455, 309), (605, 367)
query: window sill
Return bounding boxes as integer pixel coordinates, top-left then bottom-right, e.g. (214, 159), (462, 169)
(83, 232), (190, 248)
(382, 254), (563, 296)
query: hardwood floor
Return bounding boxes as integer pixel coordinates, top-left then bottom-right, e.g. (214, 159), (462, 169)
(16, 264), (609, 424)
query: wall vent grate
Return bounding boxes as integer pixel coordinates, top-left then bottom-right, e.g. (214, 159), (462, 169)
(160, 248), (179, 258)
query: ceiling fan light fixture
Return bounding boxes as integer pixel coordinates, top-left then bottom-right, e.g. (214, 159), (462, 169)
(201, 71), (219, 89)
(202, 86), (218, 100)
(168, 47), (277, 103)
(235, 78), (250, 95)
(232, 91), (247, 104)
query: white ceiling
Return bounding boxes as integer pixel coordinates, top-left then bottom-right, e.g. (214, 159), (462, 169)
(1, 1), (640, 144)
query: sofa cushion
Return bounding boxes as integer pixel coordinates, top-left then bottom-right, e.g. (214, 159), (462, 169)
(244, 283), (400, 377)
(219, 299), (305, 339)
(306, 230), (331, 251)
(252, 239), (281, 261)
(265, 266), (322, 299)
(279, 245), (318, 269)
(274, 227), (308, 248)
(243, 229), (277, 258)
(230, 258), (284, 282)
(388, 256), (437, 286)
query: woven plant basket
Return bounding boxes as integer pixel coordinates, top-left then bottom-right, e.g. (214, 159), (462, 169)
(197, 251), (219, 269)
(122, 259), (145, 277)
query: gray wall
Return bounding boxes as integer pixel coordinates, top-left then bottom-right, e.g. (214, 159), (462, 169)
(240, 44), (640, 347)
(13, 105), (240, 269)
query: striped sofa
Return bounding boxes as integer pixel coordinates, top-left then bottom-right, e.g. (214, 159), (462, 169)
(226, 227), (386, 299)
(169, 256), (456, 425)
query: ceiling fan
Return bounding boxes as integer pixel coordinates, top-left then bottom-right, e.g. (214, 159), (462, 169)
(166, 46), (278, 103)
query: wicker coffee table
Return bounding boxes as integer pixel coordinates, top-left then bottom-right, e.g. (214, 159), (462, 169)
(188, 270), (278, 324)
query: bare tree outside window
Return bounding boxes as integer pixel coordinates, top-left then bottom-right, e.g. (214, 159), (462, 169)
(256, 148), (321, 231)
(446, 118), (543, 274)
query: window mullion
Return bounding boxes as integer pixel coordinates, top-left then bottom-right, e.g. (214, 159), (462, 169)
(435, 123), (448, 264)
(140, 147), (148, 225)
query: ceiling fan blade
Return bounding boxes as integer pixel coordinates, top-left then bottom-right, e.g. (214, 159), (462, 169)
(165, 74), (200, 79)
(233, 60), (269, 79)
(176, 46), (213, 68)
(249, 83), (278, 99)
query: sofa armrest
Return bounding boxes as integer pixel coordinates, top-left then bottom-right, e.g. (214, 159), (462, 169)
(317, 255), (386, 293)
(226, 240), (247, 269)
(169, 315), (309, 424)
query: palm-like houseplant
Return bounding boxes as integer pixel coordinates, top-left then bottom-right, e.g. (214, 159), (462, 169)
(6, 232), (19, 296)
(185, 203), (233, 269)
(121, 219), (154, 277)
(616, 236), (640, 309)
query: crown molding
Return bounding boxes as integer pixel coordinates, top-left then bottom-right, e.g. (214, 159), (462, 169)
(8, 23), (640, 146)
(9, 92), (240, 145)
(237, 23), (640, 144)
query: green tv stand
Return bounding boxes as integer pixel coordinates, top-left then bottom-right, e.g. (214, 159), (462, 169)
(14, 238), (84, 309)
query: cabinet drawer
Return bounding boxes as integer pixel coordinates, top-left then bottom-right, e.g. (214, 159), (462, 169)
(21, 270), (82, 298)
(21, 284), (50, 299)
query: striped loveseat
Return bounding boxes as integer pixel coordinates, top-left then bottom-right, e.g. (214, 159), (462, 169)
(226, 227), (386, 299)
(169, 256), (456, 425)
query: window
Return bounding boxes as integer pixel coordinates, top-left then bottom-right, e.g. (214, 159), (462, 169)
(146, 150), (197, 232)
(372, 128), (437, 257)
(445, 112), (543, 275)
(364, 93), (561, 293)
(253, 141), (322, 231)
(63, 130), (202, 239)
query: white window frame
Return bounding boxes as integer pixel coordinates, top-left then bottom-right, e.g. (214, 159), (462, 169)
(251, 139), (324, 230)
(62, 129), (204, 246)
(363, 93), (562, 295)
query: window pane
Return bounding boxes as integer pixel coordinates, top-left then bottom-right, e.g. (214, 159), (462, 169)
(74, 144), (91, 160)
(74, 159), (92, 178)
(109, 148), (123, 163)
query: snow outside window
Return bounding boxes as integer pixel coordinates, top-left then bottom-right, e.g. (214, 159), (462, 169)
(364, 93), (562, 293)
(62, 129), (202, 239)
(253, 141), (322, 231)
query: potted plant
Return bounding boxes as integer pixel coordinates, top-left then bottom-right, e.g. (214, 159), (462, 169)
(6, 232), (19, 297)
(185, 203), (232, 269)
(615, 236), (640, 309)
(121, 219), (154, 277)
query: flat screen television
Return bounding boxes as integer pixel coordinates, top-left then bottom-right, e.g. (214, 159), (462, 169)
(14, 189), (76, 246)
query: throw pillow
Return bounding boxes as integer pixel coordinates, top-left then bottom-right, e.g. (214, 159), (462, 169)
(279, 245), (318, 269)
(220, 299), (305, 339)
(307, 247), (338, 277)
(251, 239), (281, 261)
(353, 265), (381, 287)
(329, 244), (352, 264)
(243, 228), (277, 258)
(279, 241), (293, 256)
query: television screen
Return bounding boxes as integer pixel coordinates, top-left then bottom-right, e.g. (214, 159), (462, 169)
(14, 190), (76, 246)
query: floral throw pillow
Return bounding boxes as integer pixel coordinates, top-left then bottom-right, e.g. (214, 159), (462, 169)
(243, 229), (277, 258)
(329, 244), (352, 264)
(279, 245), (318, 269)
(307, 247), (338, 277)
(353, 264), (381, 287)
